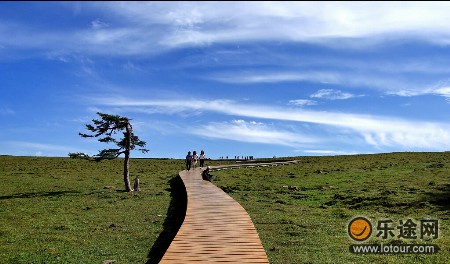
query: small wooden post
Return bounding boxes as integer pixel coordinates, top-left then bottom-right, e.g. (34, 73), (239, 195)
(133, 176), (140, 192)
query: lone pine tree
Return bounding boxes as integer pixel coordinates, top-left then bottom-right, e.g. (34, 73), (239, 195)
(69, 112), (148, 192)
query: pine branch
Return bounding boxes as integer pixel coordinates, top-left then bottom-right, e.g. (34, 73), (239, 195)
(93, 148), (124, 161)
(75, 112), (149, 160)
(68, 152), (91, 160)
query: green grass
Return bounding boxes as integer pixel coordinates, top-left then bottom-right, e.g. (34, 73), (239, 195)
(1, 153), (449, 263)
(212, 152), (450, 264)
(0, 157), (180, 263)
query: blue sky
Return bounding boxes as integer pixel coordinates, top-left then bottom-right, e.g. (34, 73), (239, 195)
(3, 2), (450, 159)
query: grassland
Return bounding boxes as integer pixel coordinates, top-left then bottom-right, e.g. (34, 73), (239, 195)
(0, 157), (177, 263)
(213, 152), (450, 263)
(0, 153), (449, 263)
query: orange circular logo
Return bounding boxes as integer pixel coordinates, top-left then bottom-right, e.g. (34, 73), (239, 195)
(348, 217), (372, 241)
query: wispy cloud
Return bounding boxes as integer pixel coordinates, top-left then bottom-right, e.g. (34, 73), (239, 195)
(208, 71), (340, 84)
(4, 2), (450, 102)
(205, 69), (426, 96)
(303, 150), (359, 156)
(99, 2), (450, 47)
(289, 99), (318, 106)
(6, 141), (74, 151)
(387, 84), (450, 99)
(1, 141), (76, 156)
(4, 2), (450, 58)
(93, 96), (450, 151)
(190, 120), (318, 147)
(310, 89), (359, 100)
(90, 18), (109, 30)
(433, 86), (450, 101)
(207, 67), (450, 100)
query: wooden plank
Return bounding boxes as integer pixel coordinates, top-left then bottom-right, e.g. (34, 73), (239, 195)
(160, 167), (270, 263)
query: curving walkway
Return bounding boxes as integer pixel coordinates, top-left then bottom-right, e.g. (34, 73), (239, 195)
(160, 161), (297, 263)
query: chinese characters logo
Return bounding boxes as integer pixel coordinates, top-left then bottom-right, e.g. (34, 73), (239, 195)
(348, 217), (439, 242)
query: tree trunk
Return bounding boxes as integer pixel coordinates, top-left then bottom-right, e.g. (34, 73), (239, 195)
(123, 123), (132, 192)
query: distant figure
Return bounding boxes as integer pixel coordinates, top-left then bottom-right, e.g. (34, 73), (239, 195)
(200, 150), (206, 168)
(192, 151), (199, 169)
(133, 176), (140, 192)
(185, 151), (192, 170)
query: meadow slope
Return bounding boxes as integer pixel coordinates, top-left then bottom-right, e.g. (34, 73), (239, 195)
(0, 153), (448, 263)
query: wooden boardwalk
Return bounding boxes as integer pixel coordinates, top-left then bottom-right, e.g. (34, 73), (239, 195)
(160, 161), (297, 263)
(208, 160), (298, 171)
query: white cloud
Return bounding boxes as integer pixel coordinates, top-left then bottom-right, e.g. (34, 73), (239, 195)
(388, 84), (450, 99)
(126, 2), (450, 48)
(310, 89), (358, 100)
(289, 99), (318, 106)
(1, 141), (76, 156)
(205, 70), (415, 96)
(303, 150), (358, 156)
(93, 96), (450, 151)
(4, 2), (450, 57)
(387, 90), (424, 97)
(190, 120), (318, 147)
(102, 2), (450, 46)
(91, 19), (109, 30)
(207, 67), (450, 99)
(433, 86), (450, 100)
(208, 71), (340, 84)
(7, 141), (73, 151)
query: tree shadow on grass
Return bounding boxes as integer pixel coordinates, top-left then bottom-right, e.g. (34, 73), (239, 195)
(146, 175), (187, 264)
(0, 190), (81, 200)
(422, 184), (450, 212)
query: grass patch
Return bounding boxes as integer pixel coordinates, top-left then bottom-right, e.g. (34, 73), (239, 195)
(0, 156), (231, 263)
(0, 157), (179, 263)
(213, 152), (450, 263)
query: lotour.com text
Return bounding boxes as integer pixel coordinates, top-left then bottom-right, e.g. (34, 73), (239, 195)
(350, 243), (440, 254)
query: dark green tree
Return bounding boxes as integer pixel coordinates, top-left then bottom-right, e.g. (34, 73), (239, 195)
(69, 112), (149, 192)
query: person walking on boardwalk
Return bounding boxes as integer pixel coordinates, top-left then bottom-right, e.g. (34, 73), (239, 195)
(199, 150), (206, 168)
(192, 150), (199, 169)
(185, 151), (192, 171)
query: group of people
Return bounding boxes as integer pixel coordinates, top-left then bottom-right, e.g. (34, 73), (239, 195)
(185, 150), (206, 171)
(217, 155), (254, 161)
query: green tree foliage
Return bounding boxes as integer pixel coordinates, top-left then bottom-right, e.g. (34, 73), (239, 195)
(69, 112), (149, 192)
